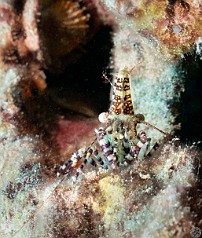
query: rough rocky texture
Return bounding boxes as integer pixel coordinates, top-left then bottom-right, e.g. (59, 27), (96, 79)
(0, 0), (201, 238)
(100, 0), (202, 59)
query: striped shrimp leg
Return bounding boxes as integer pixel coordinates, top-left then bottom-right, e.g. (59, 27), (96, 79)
(137, 140), (150, 160)
(125, 145), (139, 164)
(127, 130), (150, 161)
(112, 138), (119, 165)
(146, 142), (160, 158)
(123, 132), (135, 165)
(134, 130), (151, 160)
(77, 148), (97, 171)
(58, 150), (83, 176)
(93, 149), (108, 169)
(123, 131), (130, 153)
(95, 127), (116, 163)
(85, 149), (97, 167)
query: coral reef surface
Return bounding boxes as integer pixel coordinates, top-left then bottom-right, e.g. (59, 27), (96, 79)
(0, 0), (202, 237)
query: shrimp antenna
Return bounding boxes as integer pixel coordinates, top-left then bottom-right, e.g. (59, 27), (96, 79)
(129, 64), (136, 73)
(141, 120), (171, 137)
(129, 59), (144, 73)
(102, 72), (114, 88)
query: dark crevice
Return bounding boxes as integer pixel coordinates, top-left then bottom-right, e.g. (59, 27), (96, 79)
(12, 24), (113, 171)
(44, 24), (113, 116)
(174, 50), (202, 148)
(13, 0), (25, 13)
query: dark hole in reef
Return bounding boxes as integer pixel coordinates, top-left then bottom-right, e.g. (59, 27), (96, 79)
(14, 24), (113, 124)
(174, 49), (202, 149)
(12, 24), (113, 172)
(13, 0), (24, 14)
(13, 24), (113, 138)
(44, 24), (113, 118)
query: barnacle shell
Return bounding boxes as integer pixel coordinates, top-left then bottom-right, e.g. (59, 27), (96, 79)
(38, 0), (101, 70)
(40, 0), (89, 55)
